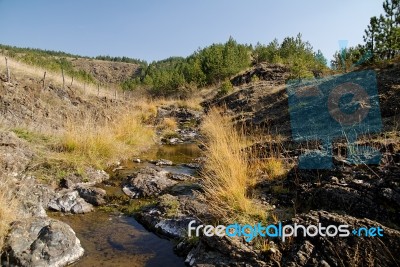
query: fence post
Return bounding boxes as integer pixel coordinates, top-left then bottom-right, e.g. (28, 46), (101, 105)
(42, 71), (46, 89)
(5, 57), (10, 82)
(61, 67), (65, 89)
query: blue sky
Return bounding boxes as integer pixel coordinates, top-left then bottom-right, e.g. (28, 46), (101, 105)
(0, 0), (383, 62)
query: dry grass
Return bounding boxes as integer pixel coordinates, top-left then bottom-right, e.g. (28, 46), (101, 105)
(158, 117), (178, 131)
(0, 56), (114, 99)
(200, 108), (266, 223)
(56, 108), (155, 168)
(0, 178), (17, 250)
(254, 158), (287, 180)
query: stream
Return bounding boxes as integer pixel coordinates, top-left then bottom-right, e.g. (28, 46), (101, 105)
(54, 143), (202, 267)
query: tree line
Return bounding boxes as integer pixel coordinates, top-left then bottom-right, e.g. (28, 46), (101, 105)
(331, 0), (399, 70)
(122, 35), (328, 97)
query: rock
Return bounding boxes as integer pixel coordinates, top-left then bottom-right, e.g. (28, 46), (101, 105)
(183, 163), (201, 169)
(123, 167), (177, 198)
(82, 168), (109, 186)
(1, 217), (84, 267)
(133, 158), (141, 163)
(76, 186), (106, 206)
(170, 173), (196, 181)
(59, 178), (75, 189)
(48, 190), (93, 214)
(185, 235), (264, 267)
(150, 159), (174, 166)
(277, 210), (400, 267)
(70, 197), (94, 214)
(0, 131), (34, 177)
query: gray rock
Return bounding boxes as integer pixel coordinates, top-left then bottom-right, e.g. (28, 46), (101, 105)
(48, 190), (93, 213)
(123, 167), (177, 198)
(76, 186), (106, 206)
(1, 217), (84, 267)
(150, 159), (174, 166)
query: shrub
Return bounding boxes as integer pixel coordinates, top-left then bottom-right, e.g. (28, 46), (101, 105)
(200, 108), (265, 223)
(218, 80), (234, 96)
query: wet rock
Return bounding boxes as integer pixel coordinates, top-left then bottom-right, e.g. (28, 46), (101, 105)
(48, 190), (93, 214)
(170, 173), (196, 182)
(183, 162), (201, 169)
(123, 167), (177, 198)
(150, 159), (174, 166)
(138, 208), (198, 239)
(76, 186), (106, 206)
(136, 194), (207, 239)
(1, 217), (84, 267)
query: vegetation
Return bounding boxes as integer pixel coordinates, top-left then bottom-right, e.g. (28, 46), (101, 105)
(200, 108), (265, 223)
(55, 108), (155, 169)
(0, 181), (17, 250)
(331, 0), (400, 69)
(0, 44), (95, 83)
(95, 55), (147, 66)
(252, 34), (328, 78)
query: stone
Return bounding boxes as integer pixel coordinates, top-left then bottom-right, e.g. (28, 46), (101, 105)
(1, 217), (84, 267)
(123, 167), (177, 198)
(76, 186), (106, 206)
(48, 189), (93, 213)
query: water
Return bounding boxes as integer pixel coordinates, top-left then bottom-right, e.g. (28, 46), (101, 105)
(56, 211), (185, 267)
(56, 144), (202, 267)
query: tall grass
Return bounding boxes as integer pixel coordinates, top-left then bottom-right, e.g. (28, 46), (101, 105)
(0, 179), (17, 250)
(58, 110), (155, 168)
(200, 108), (265, 223)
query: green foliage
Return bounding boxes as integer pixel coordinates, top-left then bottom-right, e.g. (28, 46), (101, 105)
(330, 0), (399, 70)
(330, 45), (366, 71)
(251, 34), (327, 79)
(363, 0), (400, 61)
(95, 55), (147, 66)
(218, 80), (234, 96)
(126, 37), (251, 97)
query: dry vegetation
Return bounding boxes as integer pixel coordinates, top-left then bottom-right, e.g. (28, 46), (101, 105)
(200, 108), (287, 223)
(0, 179), (17, 250)
(56, 108), (156, 169)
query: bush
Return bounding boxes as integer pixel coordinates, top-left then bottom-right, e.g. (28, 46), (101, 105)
(218, 80), (233, 96)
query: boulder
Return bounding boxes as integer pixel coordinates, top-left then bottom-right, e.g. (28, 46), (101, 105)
(48, 190), (93, 214)
(1, 217), (84, 267)
(122, 167), (177, 198)
(76, 186), (106, 206)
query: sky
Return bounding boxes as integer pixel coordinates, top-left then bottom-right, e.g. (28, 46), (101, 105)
(0, 0), (384, 62)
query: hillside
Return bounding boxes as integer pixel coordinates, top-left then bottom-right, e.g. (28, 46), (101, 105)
(0, 44), (143, 87)
(0, 47), (400, 267)
(69, 57), (142, 85)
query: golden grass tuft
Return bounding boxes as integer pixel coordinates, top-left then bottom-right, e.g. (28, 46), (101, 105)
(200, 108), (265, 223)
(0, 179), (17, 250)
(57, 109), (155, 168)
(256, 158), (287, 180)
(158, 117), (178, 131)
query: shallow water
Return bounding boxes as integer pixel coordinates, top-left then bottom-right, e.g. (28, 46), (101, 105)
(56, 143), (202, 267)
(56, 211), (185, 267)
